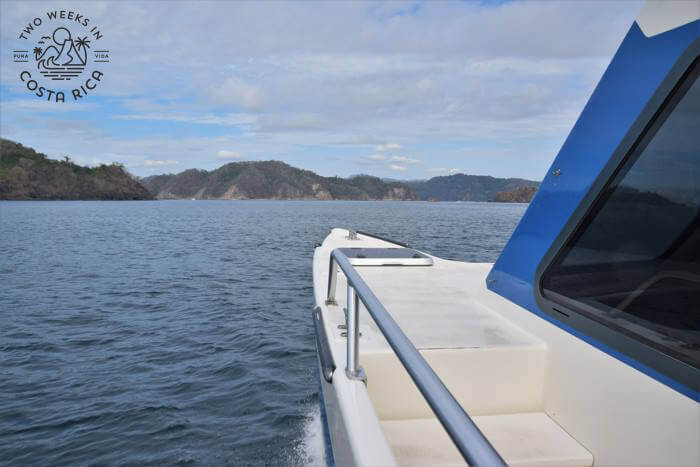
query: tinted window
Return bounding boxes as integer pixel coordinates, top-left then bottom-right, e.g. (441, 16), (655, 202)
(542, 61), (700, 370)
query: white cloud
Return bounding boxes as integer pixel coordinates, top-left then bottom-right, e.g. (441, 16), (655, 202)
(113, 111), (256, 127)
(144, 159), (180, 167)
(207, 77), (266, 111)
(366, 154), (386, 161)
(258, 112), (326, 132)
(376, 143), (401, 152)
(390, 164), (408, 172)
(217, 150), (242, 159)
(391, 155), (420, 164)
(0, 0), (641, 180)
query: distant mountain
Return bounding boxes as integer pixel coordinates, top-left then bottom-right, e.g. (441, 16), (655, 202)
(0, 139), (153, 200)
(493, 186), (538, 203)
(406, 174), (539, 201)
(141, 161), (417, 200)
(0, 138), (538, 203)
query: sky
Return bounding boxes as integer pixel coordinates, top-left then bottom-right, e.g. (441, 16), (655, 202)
(0, 1), (642, 180)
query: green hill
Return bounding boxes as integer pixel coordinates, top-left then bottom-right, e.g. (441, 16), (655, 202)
(141, 161), (417, 200)
(493, 185), (538, 203)
(0, 139), (153, 200)
(406, 174), (539, 201)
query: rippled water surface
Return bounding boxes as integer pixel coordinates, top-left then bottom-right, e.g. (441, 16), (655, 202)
(0, 200), (526, 465)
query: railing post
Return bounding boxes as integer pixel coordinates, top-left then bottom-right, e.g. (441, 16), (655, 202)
(326, 257), (338, 305)
(345, 285), (366, 382)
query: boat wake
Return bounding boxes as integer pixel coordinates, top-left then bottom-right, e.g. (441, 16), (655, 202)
(295, 403), (328, 466)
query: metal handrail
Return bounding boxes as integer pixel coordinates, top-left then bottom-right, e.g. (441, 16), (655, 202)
(326, 248), (506, 466)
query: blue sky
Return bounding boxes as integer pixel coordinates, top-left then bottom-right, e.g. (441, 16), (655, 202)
(0, 1), (641, 180)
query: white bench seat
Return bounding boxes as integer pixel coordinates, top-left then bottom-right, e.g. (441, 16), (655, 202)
(381, 412), (593, 467)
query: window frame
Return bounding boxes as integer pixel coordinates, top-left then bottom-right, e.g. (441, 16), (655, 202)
(534, 42), (700, 396)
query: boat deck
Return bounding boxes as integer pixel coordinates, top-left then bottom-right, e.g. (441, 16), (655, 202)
(314, 229), (593, 466)
(315, 229), (538, 352)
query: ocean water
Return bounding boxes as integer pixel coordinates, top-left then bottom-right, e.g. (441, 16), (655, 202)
(0, 200), (526, 465)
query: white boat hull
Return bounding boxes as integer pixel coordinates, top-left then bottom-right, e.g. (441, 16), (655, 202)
(313, 229), (699, 467)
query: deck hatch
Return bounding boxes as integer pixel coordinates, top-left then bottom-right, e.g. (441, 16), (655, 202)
(338, 247), (433, 266)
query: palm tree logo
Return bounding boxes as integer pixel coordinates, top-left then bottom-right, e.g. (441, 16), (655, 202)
(75, 36), (91, 53)
(33, 47), (42, 59)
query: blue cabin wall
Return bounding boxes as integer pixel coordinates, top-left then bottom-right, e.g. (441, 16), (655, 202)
(487, 19), (699, 398)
